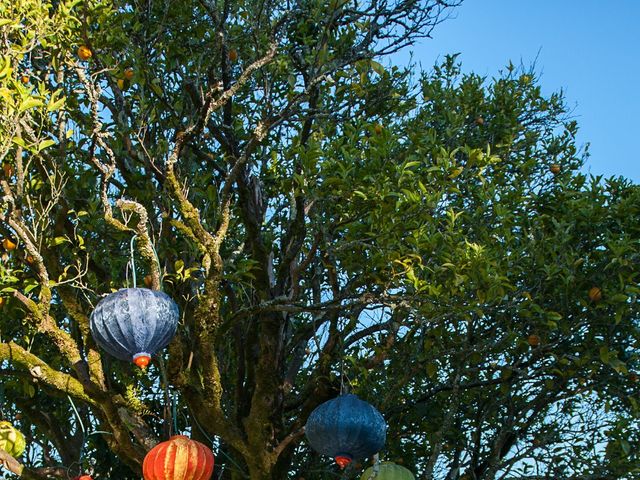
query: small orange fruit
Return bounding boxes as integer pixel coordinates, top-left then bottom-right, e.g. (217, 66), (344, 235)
(2, 238), (17, 251)
(77, 46), (92, 61)
(588, 286), (602, 303)
(527, 334), (540, 347)
(117, 78), (126, 90)
(143, 274), (153, 288)
(0, 297), (4, 307)
(26, 255), (34, 264)
(21, 75), (29, 84)
(550, 164), (561, 175)
(228, 49), (238, 62)
(124, 67), (134, 80)
(475, 116), (484, 126)
(374, 123), (383, 135)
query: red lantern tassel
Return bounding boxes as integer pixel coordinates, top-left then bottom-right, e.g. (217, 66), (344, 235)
(335, 455), (352, 469)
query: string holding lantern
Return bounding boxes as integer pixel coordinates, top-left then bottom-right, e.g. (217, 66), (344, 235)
(0, 421), (25, 458)
(143, 435), (214, 480)
(361, 462), (415, 480)
(90, 288), (179, 368)
(305, 394), (387, 469)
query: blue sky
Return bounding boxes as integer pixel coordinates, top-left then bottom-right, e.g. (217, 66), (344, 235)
(399, 0), (640, 182)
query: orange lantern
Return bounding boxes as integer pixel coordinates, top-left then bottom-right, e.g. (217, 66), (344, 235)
(143, 435), (214, 480)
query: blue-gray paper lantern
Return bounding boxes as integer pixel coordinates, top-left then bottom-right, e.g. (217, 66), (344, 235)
(305, 394), (387, 468)
(90, 288), (179, 368)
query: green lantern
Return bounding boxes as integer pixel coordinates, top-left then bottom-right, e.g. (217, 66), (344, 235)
(360, 462), (415, 480)
(0, 421), (26, 457)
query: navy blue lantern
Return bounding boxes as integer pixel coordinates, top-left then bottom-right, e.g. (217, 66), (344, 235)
(305, 394), (387, 469)
(90, 288), (179, 369)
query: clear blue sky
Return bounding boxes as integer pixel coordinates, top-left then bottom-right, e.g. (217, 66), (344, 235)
(399, 0), (640, 182)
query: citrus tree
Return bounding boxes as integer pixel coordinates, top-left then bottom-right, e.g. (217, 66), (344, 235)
(1, 0), (639, 479)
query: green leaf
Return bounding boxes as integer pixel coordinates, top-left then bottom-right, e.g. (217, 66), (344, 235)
(599, 346), (610, 365)
(19, 97), (43, 112)
(370, 60), (385, 76)
(37, 139), (56, 152)
(50, 236), (70, 246)
(620, 439), (631, 456)
(175, 259), (185, 274)
(47, 89), (66, 111)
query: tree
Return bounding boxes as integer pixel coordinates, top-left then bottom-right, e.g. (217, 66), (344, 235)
(0, 0), (639, 479)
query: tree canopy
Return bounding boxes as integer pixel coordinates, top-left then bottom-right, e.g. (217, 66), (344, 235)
(0, 0), (639, 479)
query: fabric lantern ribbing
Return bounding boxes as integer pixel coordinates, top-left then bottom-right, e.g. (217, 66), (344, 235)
(90, 288), (179, 368)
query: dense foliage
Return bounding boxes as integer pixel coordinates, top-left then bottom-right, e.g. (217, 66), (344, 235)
(0, 0), (639, 479)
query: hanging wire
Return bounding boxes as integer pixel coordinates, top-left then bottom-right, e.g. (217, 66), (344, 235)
(125, 256), (130, 289)
(172, 391), (178, 436)
(0, 382), (4, 420)
(66, 396), (112, 479)
(129, 234), (138, 288)
(0, 381), (5, 420)
(128, 233), (163, 290)
(157, 356), (173, 437)
(366, 453), (381, 480)
(340, 355), (345, 395)
(67, 395), (87, 469)
(187, 411), (248, 478)
(339, 317), (348, 395)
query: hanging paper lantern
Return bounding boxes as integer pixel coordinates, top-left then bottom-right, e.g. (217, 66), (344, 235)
(90, 288), (179, 368)
(0, 421), (25, 457)
(305, 394), (386, 468)
(360, 462), (415, 480)
(143, 435), (214, 480)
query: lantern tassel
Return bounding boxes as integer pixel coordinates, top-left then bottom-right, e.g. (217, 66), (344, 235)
(335, 455), (352, 469)
(133, 353), (151, 369)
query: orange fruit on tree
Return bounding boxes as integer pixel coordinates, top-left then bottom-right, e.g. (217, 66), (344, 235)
(21, 75), (29, 84)
(2, 238), (17, 251)
(124, 67), (134, 80)
(228, 49), (238, 62)
(550, 164), (561, 175)
(26, 255), (34, 264)
(475, 116), (484, 125)
(117, 78), (126, 90)
(0, 297), (4, 307)
(77, 46), (92, 61)
(588, 286), (602, 302)
(374, 123), (383, 135)
(527, 334), (540, 347)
